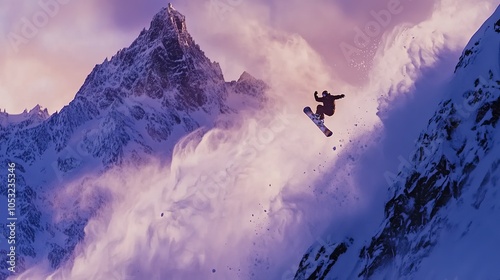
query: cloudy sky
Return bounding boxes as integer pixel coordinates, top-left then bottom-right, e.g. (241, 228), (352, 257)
(1, 0), (496, 115)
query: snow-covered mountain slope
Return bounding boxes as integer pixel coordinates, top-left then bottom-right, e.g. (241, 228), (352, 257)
(0, 5), (266, 278)
(294, 6), (500, 280)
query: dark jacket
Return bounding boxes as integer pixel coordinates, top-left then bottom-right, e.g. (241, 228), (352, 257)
(315, 92), (344, 112)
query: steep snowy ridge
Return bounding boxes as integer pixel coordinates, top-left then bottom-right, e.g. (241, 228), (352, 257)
(295, 6), (500, 280)
(0, 5), (266, 278)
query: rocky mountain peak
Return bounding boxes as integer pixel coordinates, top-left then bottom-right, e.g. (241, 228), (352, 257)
(0, 104), (49, 128)
(28, 104), (49, 118)
(238, 71), (258, 83)
(148, 3), (190, 46)
(73, 3), (225, 108)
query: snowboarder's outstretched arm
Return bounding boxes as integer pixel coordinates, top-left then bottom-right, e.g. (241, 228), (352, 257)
(314, 91), (323, 102)
(332, 94), (345, 100)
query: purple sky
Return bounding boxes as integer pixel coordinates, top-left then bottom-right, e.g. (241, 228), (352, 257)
(2, 0), (494, 114)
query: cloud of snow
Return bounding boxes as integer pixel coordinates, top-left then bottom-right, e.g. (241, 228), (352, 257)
(14, 19), (363, 279)
(16, 120), (363, 279)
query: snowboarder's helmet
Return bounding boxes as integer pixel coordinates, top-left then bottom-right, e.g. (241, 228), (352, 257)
(322, 90), (328, 97)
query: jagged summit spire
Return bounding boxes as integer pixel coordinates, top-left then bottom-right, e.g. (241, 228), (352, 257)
(166, 3), (187, 34)
(75, 3), (225, 107)
(149, 3), (188, 38)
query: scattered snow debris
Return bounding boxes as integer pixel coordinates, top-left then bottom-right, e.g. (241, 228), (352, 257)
(295, 7), (500, 279)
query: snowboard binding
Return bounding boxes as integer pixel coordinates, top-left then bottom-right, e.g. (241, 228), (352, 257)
(313, 114), (324, 124)
(303, 107), (332, 137)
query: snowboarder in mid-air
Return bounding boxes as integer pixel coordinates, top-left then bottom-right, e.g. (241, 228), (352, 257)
(313, 90), (345, 121)
(303, 90), (345, 137)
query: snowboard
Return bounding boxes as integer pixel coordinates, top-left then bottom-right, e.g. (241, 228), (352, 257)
(303, 106), (333, 137)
